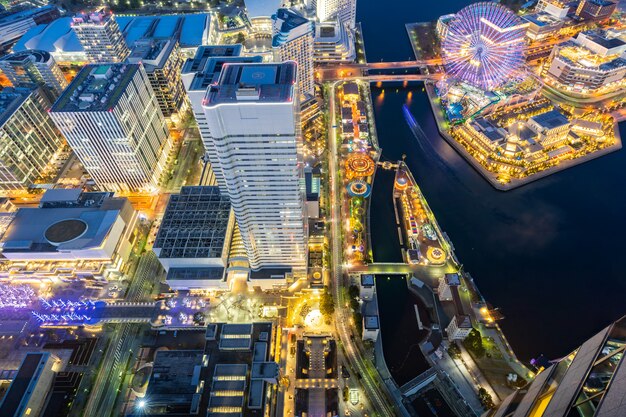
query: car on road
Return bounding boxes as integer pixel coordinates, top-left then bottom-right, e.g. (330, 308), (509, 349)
(341, 365), (350, 378)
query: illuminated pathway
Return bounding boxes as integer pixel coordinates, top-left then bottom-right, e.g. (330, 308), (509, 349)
(328, 80), (399, 416)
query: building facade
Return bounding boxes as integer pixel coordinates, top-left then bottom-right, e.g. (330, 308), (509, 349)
(576, 0), (617, 21)
(484, 315), (626, 417)
(313, 18), (356, 63)
(316, 0), (357, 29)
(0, 87), (65, 191)
(50, 64), (171, 193)
(181, 44), (262, 192)
(0, 50), (68, 99)
(272, 9), (315, 100)
(202, 62), (306, 271)
(71, 9), (130, 63)
(127, 38), (186, 117)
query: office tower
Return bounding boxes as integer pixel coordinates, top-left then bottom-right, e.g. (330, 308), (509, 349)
(0, 87), (65, 190)
(50, 64), (172, 193)
(181, 45), (261, 191)
(272, 9), (315, 99)
(484, 315), (626, 417)
(576, 0), (617, 20)
(202, 62), (306, 271)
(0, 5), (60, 52)
(316, 0), (357, 29)
(0, 50), (68, 98)
(126, 38), (186, 117)
(71, 9), (130, 63)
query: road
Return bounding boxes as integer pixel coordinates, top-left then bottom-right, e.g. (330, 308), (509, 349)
(327, 80), (398, 416)
(81, 252), (162, 417)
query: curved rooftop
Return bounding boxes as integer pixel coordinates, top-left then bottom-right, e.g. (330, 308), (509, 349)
(44, 219), (88, 245)
(0, 50), (52, 64)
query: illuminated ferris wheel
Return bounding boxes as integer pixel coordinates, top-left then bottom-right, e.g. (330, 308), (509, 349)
(441, 2), (527, 91)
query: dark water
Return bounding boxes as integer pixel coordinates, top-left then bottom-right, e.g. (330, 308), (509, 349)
(359, 5), (626, 361)
(375, 275), (431, 386)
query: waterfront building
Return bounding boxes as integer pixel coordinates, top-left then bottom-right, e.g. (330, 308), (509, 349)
(362, 315), (380, 342)
(438, 273), (460, 301)
(523, 12), (564, 41)
(126, 38), (186, 117)
(202, 62), (306, 272)
(446, 315), (473, 341)
(153, 186), (234, 290)
(484, 315), (626, 417)
(544, 30), (626, 93)
(0, 189), (137, 281)
(181, 44), (262, 191)
(71, 9), (130, 63)
(0, 352), (60, 417)
(272, 8), (315, 100)
(359, 273), (375, 300)
(0, 87), (65, 191)
(576, 0), (617, 21)
(0, 5), (60, 51)
(50, 64), (172, 193)
(313, 18), (356, 63)
(526, 110), (571, 147)
(436, 14), (456, 40)
(0, 50), (68, 99)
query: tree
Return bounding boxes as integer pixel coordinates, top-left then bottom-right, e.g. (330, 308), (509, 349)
(235, 32), (246, 44)
(478, 387), (495, 409)
(348, 285), (359, 300)
(319, 286), (335, 317)
(463, 328), (486, 357)
(447, 343), (461, 359)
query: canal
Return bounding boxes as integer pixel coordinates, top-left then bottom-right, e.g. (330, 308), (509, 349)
(359, 3), (626, 361)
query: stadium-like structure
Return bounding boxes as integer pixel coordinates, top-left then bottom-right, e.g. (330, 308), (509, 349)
(441, 2), (527, 91)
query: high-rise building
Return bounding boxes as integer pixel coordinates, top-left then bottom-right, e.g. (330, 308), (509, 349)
(71, 9), (130, 63)
(316, 0), (357, 29)
(50, 64), (172, 193)
(484, 315), (626, 417)
(126, 38), (186, 117)
(0, 50), (68, 99)
(313, 19), (356, 63)
(576, 0), (617, 21)
(181, 44), (261, 191)
(272, 8), (315, 99)
(0, 87), (65, 191)
(202, 62), (306, 271)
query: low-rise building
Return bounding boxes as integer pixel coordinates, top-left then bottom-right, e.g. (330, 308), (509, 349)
(576, 0), (617, 21)
(436, 14), (456, 40)
(153, 186), (234, 291)
(446, 314), (473, 341)
(359, 273), (375, 300)
(0, 189), (137, 281)
(526, 109), (571, 146)
(544, 30), (626, 93)
(362, 315), (380, 342)
(438, 273), (460, 301)
(523, 12), (564, 41)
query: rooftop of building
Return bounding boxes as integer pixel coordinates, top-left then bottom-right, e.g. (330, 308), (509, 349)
(127, 38), (176, 72)
(71, 9), (113, 26)
(530, 109), (570, 130)
(364, 315), (379, 330)
(146, 350), (203, 409)
(186, 54), (262, 92)
(361, 274), (374, 287)
(14, 12), (210, 56)
(0, 49), (52, 64)
(579, 29), (626, 51)
(0, 189), (129, 255)
(204, 61), (297, 105)
(523, 11), (563, 26)
(51, 63), (139, 113)
(444, 273), (460, 286)
(182, 44), (243, 74)
(272, 8), (311, 47)
(166, 267), (225, 282)
(154, 186), (231, 259)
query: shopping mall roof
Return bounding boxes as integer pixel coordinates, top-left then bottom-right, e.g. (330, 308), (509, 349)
(145, 350), (203, 411)
(530, 110), (570, 130)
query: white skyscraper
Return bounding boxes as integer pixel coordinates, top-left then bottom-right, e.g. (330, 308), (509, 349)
(316, 0), (356, 29)
(202, 62), (306, 271)
(50, 64), (172, 193)
(71, 10), (130, 63)
(272, 8), (315, 100)
(181, 45), (261, 192)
